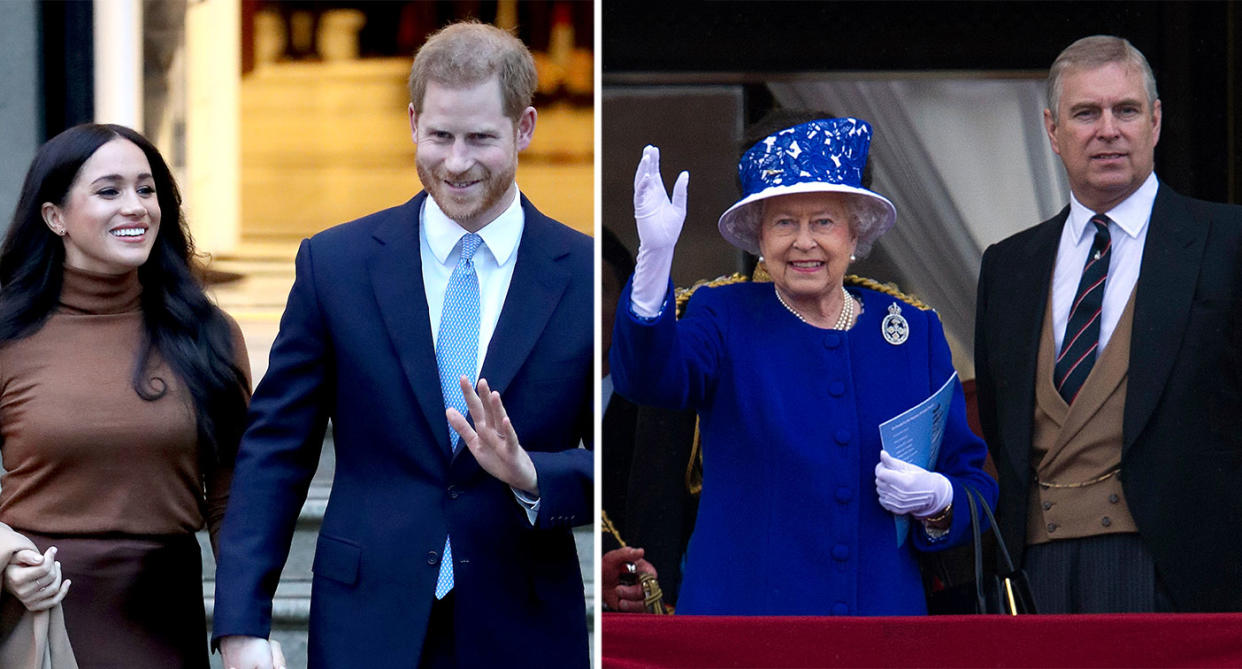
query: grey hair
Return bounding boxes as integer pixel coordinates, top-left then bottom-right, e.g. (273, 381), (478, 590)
(849, 199), (887, 258)
(1046, 35), (1158, 122)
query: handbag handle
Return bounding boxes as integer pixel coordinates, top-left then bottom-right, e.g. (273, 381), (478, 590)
(964, 486), (1019, 575)
(961, 485), (1031, 614)
(963, 484), (986, 612)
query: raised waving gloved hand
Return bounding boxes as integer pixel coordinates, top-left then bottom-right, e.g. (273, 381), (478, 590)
(874, 450), (953, 519)
(630, 145), (689, 318)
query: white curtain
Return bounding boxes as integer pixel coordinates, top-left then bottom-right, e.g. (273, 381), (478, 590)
(770, 78), (1068, 370)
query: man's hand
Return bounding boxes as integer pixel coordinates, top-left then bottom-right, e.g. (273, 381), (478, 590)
(447, 377), (538, 494)
(220, 635), (286, 669)
(3, 546), (70, 612)
(602, 546), (659, 613)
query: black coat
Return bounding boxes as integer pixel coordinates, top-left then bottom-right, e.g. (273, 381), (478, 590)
(975, 184), (1242, 611)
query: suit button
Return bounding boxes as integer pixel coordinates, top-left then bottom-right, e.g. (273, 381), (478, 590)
(828, 381), (846, 397)
(835, 487), (852, 504)
(448, 485), (460, 500)
(824, 333), (841, 349)
(426, 551), (439, 565)
(834, 429), (850, 445)
(832, 544), (850, 561)
(1042, 501), (1052, 511)
(1109, 494), (1119, 504)
(1047, 523), (1057, 533)
(832, 602), (849, 615)
(1101, 516), (1112, 527)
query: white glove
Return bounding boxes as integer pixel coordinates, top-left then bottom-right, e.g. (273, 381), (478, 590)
(875, 450), (953, 519)
(630, 145), (689, 318)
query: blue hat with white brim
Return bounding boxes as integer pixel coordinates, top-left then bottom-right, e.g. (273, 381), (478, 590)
(718, 117), (897, 256)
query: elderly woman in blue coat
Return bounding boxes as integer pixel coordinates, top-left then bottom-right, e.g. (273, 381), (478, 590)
(610, 118), (997, 615)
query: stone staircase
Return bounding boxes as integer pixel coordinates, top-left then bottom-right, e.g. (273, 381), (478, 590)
(200, 426), (594, 667)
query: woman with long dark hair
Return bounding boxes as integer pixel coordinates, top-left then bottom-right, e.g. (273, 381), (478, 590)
(0, 123), (250, 666)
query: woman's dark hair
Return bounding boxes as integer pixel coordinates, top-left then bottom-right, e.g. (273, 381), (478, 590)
(0, 123), (249, 466)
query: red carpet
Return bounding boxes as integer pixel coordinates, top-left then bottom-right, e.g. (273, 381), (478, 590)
(603, 613), (1242, 667)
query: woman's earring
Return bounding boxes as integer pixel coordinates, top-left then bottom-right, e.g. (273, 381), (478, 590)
(849, 254), (856, 262)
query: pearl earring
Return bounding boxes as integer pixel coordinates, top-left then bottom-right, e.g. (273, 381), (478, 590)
(849, 254), (856, 262)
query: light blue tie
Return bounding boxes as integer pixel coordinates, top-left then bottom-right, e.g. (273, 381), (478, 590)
(434, 232), (482, 599)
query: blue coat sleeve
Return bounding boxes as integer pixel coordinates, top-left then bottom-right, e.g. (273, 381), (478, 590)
(212, 239), (333, 641)
(609, 279), (724, 411)
(910, 311), (999, 553)
(529, 447), (593, 529)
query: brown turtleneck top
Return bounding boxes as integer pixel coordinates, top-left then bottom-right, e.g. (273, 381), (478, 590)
(0, 266), (250, 550)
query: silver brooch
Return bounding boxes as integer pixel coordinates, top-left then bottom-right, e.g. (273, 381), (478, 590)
(882, 302), (909, 345)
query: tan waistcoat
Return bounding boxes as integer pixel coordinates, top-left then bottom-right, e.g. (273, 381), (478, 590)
(1027, 289), (1139, 545)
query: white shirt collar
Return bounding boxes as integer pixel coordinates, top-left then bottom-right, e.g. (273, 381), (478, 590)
(423, 186), (524, 265)
(1067, 171), (1159, 243)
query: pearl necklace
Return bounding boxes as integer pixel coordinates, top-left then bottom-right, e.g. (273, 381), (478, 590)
(775, 285), (855, 330)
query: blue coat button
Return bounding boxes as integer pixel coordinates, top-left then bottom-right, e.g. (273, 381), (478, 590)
(835, 487), (852, 503)
(834, 429), (850, 445)
(828, 381), (846, 397)
(832, 544), (850, 561)
(426, 551), (439, 565)
(824, 333), (841, 349)
(832, 602), (849, 615)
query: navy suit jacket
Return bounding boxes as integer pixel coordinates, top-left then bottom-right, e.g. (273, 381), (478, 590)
(975, 184), (1242, 611)
(213, 192), (593, 667)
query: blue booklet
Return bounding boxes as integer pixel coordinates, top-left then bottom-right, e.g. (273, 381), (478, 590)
(879, 371), (958, 547)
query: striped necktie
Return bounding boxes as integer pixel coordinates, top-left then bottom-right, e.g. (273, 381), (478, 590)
(1054, 214), (1111, 404)
(433, 232), (482, 599)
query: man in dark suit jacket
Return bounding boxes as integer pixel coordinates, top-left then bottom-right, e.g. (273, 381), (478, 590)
(213, 22), (592, 667)
(976, 35), (1242, 613)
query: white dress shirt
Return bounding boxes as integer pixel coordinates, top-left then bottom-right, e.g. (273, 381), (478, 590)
(1052, 172), (1158, 356)
(420, 187), (539, 521)
(421, 190), (523, 370)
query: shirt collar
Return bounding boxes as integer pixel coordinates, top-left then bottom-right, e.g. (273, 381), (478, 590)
(423, 187), (524, 265)
(1067, 171), (1159, 243)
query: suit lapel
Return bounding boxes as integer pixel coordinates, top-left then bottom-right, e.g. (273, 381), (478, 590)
(1124, 186), (1205, 451)
(368, 193), (454, 456)
(997, 210), (1066, 474)
(477, 196), (571, 397)
(448, 197), (571, 470)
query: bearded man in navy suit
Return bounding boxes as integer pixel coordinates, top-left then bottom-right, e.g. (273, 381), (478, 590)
(214, 21), (592, 667)
(976, 35), (1242, 613)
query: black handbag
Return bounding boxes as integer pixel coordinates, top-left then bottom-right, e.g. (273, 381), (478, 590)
(923, 486), (1037, 615)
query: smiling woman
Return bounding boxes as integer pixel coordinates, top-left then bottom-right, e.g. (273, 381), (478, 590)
(610, 117), (997, 616)
(758, 192), (860, 324)
(0, 123), (252, 667)
(40, 137), (162, 275)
